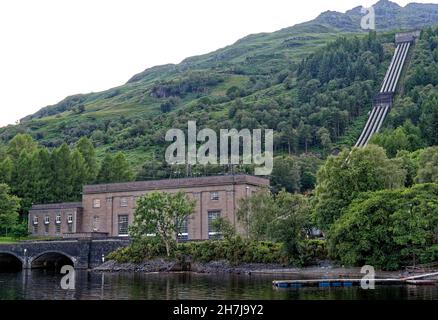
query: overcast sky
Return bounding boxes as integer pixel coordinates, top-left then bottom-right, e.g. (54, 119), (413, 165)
(0, 0), (428, 126)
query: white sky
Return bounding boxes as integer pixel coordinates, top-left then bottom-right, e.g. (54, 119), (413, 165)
(0, 0), (427, 126)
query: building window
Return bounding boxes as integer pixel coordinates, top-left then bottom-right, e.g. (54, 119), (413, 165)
(208, 210), (221, 239)
(44, 223), (49, 235)
(55, 223), (61, 235)
(178, 217), (189, 242)
(44, 216), (50, 224)
(92, 215), (99, 232)
(55, 214), (61, 224)
(67, 214), (73, 233)
(210, 191), (219, 201)
(118, 215), (129, 236)
(120, 197), (128, 207)
(33, 224), (38, 234)
(93, 199), (101, 208)
(33, 216), (39, 225)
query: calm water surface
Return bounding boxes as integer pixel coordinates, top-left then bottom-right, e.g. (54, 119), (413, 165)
(1, 270), (438, 300)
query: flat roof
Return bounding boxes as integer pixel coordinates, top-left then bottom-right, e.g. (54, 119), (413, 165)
(83, 174), (270, 195)
(30, 202), (83, 211)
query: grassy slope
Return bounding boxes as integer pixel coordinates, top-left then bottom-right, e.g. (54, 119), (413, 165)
(1, 2), (435, 169)
(1, 23), (356, 168)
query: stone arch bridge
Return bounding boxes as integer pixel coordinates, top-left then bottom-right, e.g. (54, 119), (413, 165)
(0, 238), (129, 270)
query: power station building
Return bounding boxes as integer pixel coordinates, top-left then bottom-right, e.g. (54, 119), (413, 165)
(28, 175), (269, 240)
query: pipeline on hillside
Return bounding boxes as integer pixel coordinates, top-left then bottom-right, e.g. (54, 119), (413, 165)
(354, 30), (421, 148)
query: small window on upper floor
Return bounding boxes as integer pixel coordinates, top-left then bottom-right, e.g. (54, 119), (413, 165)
(67, 214), (73, 224)
(44, 216), (50, 224)
(120, 197), (128, 207)
(210, 191), (219, 201)
(93, 199), (101, 208)
(33, 216), (39, 225)
(55, 214), (61, 224)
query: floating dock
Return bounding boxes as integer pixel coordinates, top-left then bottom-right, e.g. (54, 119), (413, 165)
(273, 278), (403, 288)
(273, 271), (438, 288)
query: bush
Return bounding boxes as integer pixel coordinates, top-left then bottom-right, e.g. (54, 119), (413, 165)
(106, 237), (328, 267)
(301, 239), (327, 264)
(177, 237), (289, 265)
(107, 238), (167, 263)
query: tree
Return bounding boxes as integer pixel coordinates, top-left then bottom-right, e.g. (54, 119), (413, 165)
(0, 157), (13, 184)
(271, 156), (301, 193)
(33, 148), (53, 204)
(237, 189), (311, 259)
(96, 154), (114, 184)
(129, 191), (196, 256)
(420, 95), (438, 145)
(97, 152), (134, 183)
(237, 188), (275, 240)
(416, 146), (438, 183)
(314, 145), (406, 231)
(50, 143), (74, 202)
(316, 127), (332, 155)
(266, 191), (311, 259)
(76, 137), (98, 183)
(71, 150), (87, 199)
(0, 184), (21, 236)
(7, 134), (37, 160)
(111, 152), (134, 182)
(11, 151), (35, 211)
(328, 184), (438, 270)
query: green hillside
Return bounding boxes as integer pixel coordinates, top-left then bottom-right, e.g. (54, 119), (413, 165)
(1, 0), (438, 170)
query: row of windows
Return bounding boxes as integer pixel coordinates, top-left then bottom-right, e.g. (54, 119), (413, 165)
(33, 222), (73, 235)
(92, 192), (221, 209)
(33, 215), (73, 225)
(116, 210), (222, 239)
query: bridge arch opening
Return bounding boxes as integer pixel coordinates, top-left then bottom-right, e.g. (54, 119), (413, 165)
(31, 252), (74, 270)
(0, 253), (23, 272)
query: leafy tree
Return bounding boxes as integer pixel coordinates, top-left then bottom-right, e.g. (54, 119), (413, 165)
(97, 152), (134, 183)
(271, 156), (301, 193)
(416, 146), (438, 183)
(237, 188), (275, 240)
(71, 150), (87, 199)
(0, 157), (13, 184)
(33, 148), (53, 204)
(237, 189), (311, 259)
(50, 143), (74, 202)
(370, 122), (424, 158)
(419, 95), (438, 145)
(266, 191), (311, 260)
(314, 145), (406, 230)
(0, 184), (21, 236)
(317, 127), (332, 155)
(7, 134), (37, 160)
(211, 217), (236, 241)
(11, 151), (35, 211)
(129, 191), (196, 256)
(328, 184), (438, 270)
(76, 137), (98, 183)
(96, 154), (113, 183)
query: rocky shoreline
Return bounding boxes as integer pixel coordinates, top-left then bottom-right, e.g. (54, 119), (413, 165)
(93, 259), (407, 278)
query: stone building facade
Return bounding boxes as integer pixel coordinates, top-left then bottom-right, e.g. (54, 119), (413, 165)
(29, 202), (83, 237)
(28, 175), (269, 240)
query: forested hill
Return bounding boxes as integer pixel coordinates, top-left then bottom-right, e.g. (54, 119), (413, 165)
(1, 0), (438, 172)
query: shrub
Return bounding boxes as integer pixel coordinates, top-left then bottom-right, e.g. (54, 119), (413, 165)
(107, 238), (167, 263)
